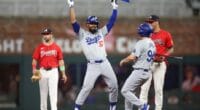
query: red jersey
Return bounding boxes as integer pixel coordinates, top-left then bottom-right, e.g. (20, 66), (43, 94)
(32, 42), (63, 68)
(151, 29), (174, 56)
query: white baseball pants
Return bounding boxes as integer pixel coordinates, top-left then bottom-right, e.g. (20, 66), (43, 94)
(75, 59), (118, 105)
(121, 69), (151, 110)
(39, 68), (59, 110)
(140, 62), (167, 110)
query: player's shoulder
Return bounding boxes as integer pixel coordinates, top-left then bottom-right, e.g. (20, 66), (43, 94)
(160, 29), (171, 35)
(136, 38), (146, 46)
(52, 42), (61, 47)
(36, 43), (44, 48)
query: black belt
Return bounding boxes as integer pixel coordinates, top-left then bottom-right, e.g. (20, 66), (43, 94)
(88, 60), (103, 63)
(43, 67), (52, 71)
(134, 68), (149, 72)
(153, 60), (163, 63)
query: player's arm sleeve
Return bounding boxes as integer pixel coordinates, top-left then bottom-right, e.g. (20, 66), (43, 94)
(72, 22), (80, 34)
(165, 32), (174, 48)
(32, 46), (40, 60)
(106, 9), (118, 32)
(57, 45), (64, 60)
(164, 32), (174, 56)
(131, 41), (142, 58)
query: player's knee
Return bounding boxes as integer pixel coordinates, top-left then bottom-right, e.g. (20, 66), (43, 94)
(121, 88), (127, 96)
(109, 85), (118, 93)
(108, 82), (118, 90)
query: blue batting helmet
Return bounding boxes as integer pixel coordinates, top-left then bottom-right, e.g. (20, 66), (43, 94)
(86, 16), (99, 25)
(137, 23), (153, 37)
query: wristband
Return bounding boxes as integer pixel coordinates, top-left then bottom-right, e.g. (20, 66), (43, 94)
(59, 65), (65, 71)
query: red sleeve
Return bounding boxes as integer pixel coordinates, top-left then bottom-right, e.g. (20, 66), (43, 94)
(32, 46), (40, 60)
(165, 32), (174, 48)
(57, 45), (63, 60)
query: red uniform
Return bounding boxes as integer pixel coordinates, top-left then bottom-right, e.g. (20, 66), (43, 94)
(151, 29), (174, 57)
(140, 29), (174, 110)
(33, 42), (63, 69)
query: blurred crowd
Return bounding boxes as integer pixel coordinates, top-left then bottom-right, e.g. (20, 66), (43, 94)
(0, 63), (200, 108)
(182, 65), (200, 104)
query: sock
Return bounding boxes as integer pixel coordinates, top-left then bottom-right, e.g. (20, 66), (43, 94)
(74, 104), (81, 110)
(109, 102), (117, 110)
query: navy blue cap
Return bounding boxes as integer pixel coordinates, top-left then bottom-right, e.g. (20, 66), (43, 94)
(41, 28), (52, 35)
(145, 15), (160, 22)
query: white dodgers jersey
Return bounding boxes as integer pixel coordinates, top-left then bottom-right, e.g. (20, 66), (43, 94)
(77, 26), (108, 60)
(132, 38), (156, 69)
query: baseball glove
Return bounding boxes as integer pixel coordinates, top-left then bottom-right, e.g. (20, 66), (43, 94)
(31, 70), (41, 82)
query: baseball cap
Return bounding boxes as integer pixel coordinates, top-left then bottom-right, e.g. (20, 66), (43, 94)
(145, 15), (160, 23)
(41, 28), (52, 35)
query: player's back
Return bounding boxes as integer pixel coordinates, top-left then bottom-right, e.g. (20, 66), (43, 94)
(133, 38), (156, 69)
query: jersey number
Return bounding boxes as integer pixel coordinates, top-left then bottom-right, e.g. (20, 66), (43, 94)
(147, 50), (154, 62)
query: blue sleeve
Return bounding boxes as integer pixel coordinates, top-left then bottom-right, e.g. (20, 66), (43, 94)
(72, 22), (80, 34)
(106, 9), (118, 32)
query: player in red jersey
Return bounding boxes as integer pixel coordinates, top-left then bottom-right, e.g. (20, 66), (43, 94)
(139, 15), (174, 110)
(32, 28), (67, 110)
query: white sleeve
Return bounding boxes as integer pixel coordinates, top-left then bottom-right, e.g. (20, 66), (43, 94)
(100, 26), (108, 37)
(77, 28), (85, 40)
(131, 41), (142, 57)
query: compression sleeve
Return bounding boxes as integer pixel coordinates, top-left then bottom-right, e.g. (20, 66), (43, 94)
(72, 22), (80, 34)
(106, 9), (118, 32)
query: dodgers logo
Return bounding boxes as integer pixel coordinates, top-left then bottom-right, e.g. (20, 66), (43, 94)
(86, 35), (101, 45)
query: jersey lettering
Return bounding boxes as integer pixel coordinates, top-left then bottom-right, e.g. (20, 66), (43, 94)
(41, 50), (57, 57)
(86, 35), (101, 45)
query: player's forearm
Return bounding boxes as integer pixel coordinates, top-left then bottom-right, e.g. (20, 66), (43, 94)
(120, 55), (136, 66)
(167, 47), (174, 55)
(69, 7), (80, 34)
(59, 60), (66, 73)
(106, 9), (118, 32)
(32, 59), (38, 73)
(69, 7), (76, 24)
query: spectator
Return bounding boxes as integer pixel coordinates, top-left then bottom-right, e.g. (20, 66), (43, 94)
(182, 66), (200, 104)
(182, 66), (200, 92)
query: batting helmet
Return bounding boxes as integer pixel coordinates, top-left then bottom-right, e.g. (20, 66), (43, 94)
(137, 23), (153, 37)
(86, 16), (99, 25)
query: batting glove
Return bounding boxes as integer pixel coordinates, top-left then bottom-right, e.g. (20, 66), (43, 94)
(67, 0), (74, 7)
(111, 0), (118, 9)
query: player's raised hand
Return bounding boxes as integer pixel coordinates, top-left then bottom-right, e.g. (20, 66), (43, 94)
(67, 0), (74, 7)
(111, 0), (118, 9)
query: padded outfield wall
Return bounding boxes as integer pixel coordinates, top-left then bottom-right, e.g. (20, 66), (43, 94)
(0, 0), (200, 110)
(0, 18), (199, 110)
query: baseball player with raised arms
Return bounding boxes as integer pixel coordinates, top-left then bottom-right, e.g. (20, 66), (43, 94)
(67, 0), (118, 110)
(139, 15), (174, 110)
(32, 28), (67, 110)
(120, 23), (156, 110)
